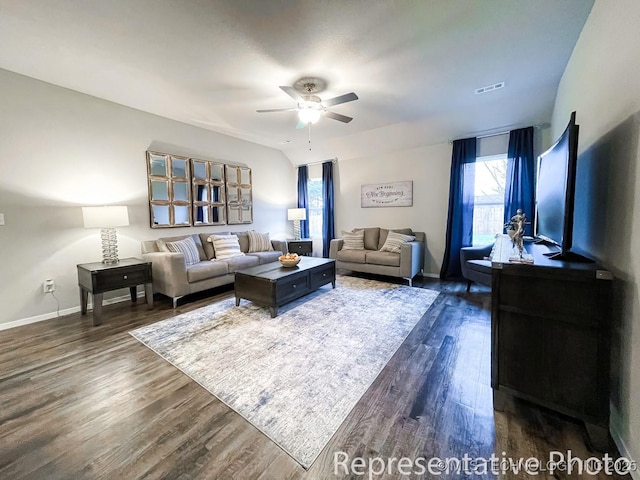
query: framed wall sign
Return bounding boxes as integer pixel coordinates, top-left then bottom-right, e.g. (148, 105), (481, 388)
(361, 181), (413, 208)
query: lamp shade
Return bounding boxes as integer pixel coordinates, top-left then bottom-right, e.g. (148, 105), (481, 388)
(287, 208), (306, 221)
(82, 206), (129, 228)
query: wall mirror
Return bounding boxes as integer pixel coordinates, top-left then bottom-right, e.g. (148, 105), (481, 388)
(225, 165), (253, 224)
(191, 158), (227, 226)
(147, 151), (192, 228)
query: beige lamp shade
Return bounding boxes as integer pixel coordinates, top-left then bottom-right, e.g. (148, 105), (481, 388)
(82, 206), (129, 228)
(287, 208), (306, 221)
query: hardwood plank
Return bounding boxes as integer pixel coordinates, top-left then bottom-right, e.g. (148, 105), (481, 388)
(0, 275), (630, 479)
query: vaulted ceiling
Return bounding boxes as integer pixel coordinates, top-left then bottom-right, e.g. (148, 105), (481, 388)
(0, 0), (594, 164)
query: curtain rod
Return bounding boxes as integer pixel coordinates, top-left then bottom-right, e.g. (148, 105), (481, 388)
(296, 157), (338, 168)
(448, 123), (548, 144)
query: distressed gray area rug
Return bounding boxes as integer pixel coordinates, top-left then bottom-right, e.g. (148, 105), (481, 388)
(130, 276), (439, 468)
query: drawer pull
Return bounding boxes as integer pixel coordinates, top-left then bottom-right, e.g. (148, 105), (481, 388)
(292, 284), (297, 288)
(123, 275), (128, 279)
(322, 273), (327, 277)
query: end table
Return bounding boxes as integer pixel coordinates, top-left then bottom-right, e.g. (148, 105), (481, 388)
(77, 258), (153, 326)
(287, 238), (313, 256)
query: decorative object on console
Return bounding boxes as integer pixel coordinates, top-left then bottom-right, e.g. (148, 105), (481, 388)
(504, 209), (533, 262)
(82, 206), (129, 264)
(361, 181), (413, 208)
(288, 208), (306, 240)
(226, 165), (253, 224)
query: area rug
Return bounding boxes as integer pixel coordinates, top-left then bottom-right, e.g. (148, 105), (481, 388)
(130, 276), (439, 468)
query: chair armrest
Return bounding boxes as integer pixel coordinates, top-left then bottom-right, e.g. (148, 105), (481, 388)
(141, 251), (189, 297)
(460, 243), (494, 263)
(399, 241), (424, 278)
(271, 239), (287, 254)
(329, 239), (344, 259)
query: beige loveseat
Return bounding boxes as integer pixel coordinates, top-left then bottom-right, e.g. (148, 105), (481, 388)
(329, 227), (425, 286)
(141, 231), (286, 307)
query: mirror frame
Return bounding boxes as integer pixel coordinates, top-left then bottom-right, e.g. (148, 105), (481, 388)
(191, 158), (227, 226)
(225, 165), (253, 224)
(146, 151), (192, 228)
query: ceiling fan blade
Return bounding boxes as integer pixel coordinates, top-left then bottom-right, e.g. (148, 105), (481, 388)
(256, 108), (298, 113)
(279, 86), (303, 102)
(324, 111), (353, 123)
(322, 92), (358, 107)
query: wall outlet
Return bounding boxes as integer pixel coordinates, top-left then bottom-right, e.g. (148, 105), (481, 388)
(43, 279), (55, 293)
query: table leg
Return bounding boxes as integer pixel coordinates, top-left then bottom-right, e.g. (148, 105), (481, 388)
(269, 306), (277, 318)
(129, 286), (137, 303)
(235, 296), (241, 307)
(332, 279), (336, 288)
(79, 287), (88, 315)
(144, 283), (153, 309)
(92, 293), (104, 326)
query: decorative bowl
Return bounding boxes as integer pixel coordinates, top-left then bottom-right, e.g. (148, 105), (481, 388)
(279, 258), (301, 268)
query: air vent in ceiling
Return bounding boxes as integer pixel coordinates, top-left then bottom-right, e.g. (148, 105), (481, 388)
(475, 82), (505, 95)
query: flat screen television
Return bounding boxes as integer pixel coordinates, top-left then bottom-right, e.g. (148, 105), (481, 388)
(534, 111), (592, 262)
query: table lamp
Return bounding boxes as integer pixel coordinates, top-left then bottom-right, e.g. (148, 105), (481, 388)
(82, 206), (129, 264)
(287, 208), (306, 241)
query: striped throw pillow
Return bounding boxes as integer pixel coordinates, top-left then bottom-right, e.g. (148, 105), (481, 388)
(341, 230), (365, 250)
(208, 234), (244, 260)
(166, 236), (201, 266)
(379, 231), (415, 253)
(247, 230), (273, 253)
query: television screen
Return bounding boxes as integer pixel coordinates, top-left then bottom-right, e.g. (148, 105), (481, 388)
(534, 111), (588, 262)
(535, 127), (571, 247)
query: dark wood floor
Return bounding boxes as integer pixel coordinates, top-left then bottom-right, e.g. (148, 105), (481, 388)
(0, 274), (629, 479)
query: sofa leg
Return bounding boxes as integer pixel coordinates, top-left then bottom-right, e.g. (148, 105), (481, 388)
(405, 277), (413, 287)
(172, 296), (183, 309)
(466, 280), (472, 292)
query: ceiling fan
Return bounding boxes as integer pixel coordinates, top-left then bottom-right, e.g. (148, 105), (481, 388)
(257, 81), (358, 128)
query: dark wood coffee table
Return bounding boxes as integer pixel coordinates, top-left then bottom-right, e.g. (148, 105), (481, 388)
(234, 257), (336, 317)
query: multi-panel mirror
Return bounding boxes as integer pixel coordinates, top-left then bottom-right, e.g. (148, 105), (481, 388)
(226, 165), (253, 224)
(191, 158), (226, 226)
(147, 151), (192, 228)
(147, 151), (252, 227)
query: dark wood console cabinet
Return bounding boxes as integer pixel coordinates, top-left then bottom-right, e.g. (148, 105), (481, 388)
(490, 236), (613, 448)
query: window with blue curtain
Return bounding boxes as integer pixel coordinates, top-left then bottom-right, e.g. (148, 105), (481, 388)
(440, 137), (477, 279)
(321, 161), (335, 258)
(504, 127), (535, 236)
(297, 165), (310, 239)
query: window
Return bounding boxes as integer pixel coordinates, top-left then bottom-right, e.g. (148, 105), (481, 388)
(472, 154), (508, 246)
(307, 178), (323, 238)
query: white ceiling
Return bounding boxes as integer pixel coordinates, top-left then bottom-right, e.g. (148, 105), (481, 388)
(0, 0), (594, 165)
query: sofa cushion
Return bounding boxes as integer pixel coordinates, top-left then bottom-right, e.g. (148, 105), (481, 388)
(199, 232), (229, 259)
(336, 249), (367, 264)
(366, 250), (401, 267)
(354, 227), (380, 251)
(187, 261), (229, 283)
(209, 234), (244, 260)
(378, 228), (414, 250)
(380, 231), (416, 253)
(157, 234), (207, 261)
(341, 230), (365, 250)
(225, 254), (260, 272)
(247, 230), (274, 252)
(165, 236), (201, 266)
(233, 231), (250, 253)
(247, 251), (282, 265)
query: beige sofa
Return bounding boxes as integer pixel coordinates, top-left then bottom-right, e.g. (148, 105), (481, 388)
(141, 231), (286, 307)
(329, 227), (425, 286)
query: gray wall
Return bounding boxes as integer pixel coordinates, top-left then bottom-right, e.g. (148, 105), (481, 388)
(0, 68), (295, 328)
(551, 0), (640, 469)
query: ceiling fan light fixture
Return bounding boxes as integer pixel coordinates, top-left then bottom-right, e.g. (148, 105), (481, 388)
(298, 107), (321, 125)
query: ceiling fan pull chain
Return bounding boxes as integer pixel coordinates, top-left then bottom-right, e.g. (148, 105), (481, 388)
(308, 123), (312, 151)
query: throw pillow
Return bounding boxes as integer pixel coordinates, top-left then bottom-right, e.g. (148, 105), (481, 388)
(247, 230), (273, 253)
(379, 231), (415, 254)
(208, 234), (244, 260)
(341, 230), (365, 250)
(165, 236), (201, 266)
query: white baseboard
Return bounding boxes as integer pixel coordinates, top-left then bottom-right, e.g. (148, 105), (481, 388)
(0, 292), (145, 331)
